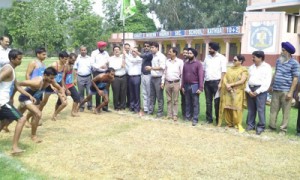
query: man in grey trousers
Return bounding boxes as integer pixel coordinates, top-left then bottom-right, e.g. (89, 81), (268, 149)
(145, 42), (166, 118)
(74, 46), (93, 112)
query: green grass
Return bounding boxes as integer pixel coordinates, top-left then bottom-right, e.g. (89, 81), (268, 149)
(16, 57), (300, 135)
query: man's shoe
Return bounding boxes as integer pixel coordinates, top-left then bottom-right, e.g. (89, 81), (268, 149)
(268, 126), (277, 131)
(256, 130), (263, 135)
(103, 109), (111, 112)
(144, 111), (148, 114)
(192, 121), (198, 126)
(79, 108), (84, 112)
(87, 107), (93, 111)
(156, 114), (163, 118)
(246, 127), (255, 131)
(205, 121), (213, 124)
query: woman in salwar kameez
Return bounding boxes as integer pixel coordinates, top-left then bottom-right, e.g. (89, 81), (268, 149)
(218, 55), (248, 132)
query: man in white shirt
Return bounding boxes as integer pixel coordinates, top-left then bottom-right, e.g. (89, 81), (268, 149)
(91, 41), (110, 112)
(126, 47), (142, 113)
(145, 42), (166, 118)
(203, 42), (227, 125)
(161, 47), (183, 121)
(108, 46), (127, 110)
(0, 36), (11, 68)
(245, 51), (272, 135)
(74, 46), (93, 112)
(124, 43), (132, 109)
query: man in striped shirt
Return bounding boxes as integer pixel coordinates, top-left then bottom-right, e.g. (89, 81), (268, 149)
(269, 42), (299, 135)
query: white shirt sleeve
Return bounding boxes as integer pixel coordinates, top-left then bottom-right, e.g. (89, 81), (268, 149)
(255, 64), (272, 94)
(221, 55), (227, 73)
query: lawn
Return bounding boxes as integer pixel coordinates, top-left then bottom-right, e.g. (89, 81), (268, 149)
(0, 57), (299, 179)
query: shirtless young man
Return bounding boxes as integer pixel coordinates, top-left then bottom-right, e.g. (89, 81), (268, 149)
(18, 67), (64, 143)
(61, 53), (81, 117)
(79, 68), (115, 114)
(40, 51), (68, 121)
(0, 49), (36, 154)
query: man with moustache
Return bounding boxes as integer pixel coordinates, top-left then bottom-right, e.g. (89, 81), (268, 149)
(91, 41), (110, 112)
(181, 48), (204, 126)
(203, 42), (227, 125)
(123, 43), (132, 110)
(74, 46), (93, 112)
(108, 46), (126, 111)
(245, 51), (272, 135)
(134, 42), (153, 114)
(269, 42), (299, 135)
(0, 36), (11, 68)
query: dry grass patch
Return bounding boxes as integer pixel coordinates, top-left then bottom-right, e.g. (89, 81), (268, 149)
(1, 95), (300, 179)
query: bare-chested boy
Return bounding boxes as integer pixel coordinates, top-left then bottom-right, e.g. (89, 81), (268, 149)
(60, 53), (81, 117)
(0, 49), (36, 154)
(39, 51), (68, 121)
(79, 68), (115, 114)
(18, 67), (64, 143)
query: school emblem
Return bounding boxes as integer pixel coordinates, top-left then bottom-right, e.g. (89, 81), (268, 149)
(250, 24), (274, 50)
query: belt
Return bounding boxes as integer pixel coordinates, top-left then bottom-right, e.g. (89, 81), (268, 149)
(249, 85), (261, 88)
(114, 75), (125, 78)
(206, 79), (220, 82)
(129, 75), (141, 77)
(167, 79), (180, 83)
(78, 74), (91, 77)
(152, 76), (162, 78)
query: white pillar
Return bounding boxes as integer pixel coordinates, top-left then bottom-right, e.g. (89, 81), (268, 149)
(204, 39), (210, 57)
(224, 38), (230, 63)
(158, 41), (163, 52)
(186, 39), (192, 48)
(171, 40), (177, 47)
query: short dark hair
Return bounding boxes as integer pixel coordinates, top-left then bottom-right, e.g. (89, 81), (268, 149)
(144, 41), (151, 46)
(170, 47), (178, 55)
(124, 43), (130, 47)
(44, 67), (57, 76)
(188, 48), (198, 57)
(236, 54), (245, 64)
(0, 36), (9, 41)
(183, 47), (189, 51)
(150, 42), (159, 49)
(252, 51), (265, 61)
(113, 46), (120, 51)
(58, 51), (69, 58)
(35, 47), (46, 56)
(106, 67), (115, 73)
(8, 49), (23, 61)
(69, 53), (77, 59)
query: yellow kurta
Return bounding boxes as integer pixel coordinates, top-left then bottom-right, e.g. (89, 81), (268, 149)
(218, 66), (248, 127)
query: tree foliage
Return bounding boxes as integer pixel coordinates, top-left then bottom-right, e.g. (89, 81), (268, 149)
(149, 0), (247, 30)
(0, 0), (103, 55)
(102, 0), (156, 34)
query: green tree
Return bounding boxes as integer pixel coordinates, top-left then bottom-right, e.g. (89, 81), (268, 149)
(102, 0), (156, 34)
(149, 0), (247, 30)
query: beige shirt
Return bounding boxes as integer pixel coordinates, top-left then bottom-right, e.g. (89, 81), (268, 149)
(162, 57), (184, 85)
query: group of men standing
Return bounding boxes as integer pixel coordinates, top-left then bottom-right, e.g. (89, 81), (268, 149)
(1, 34), (300, 154)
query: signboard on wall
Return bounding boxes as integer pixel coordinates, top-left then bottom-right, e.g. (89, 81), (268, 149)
(248, 21), (277, 53)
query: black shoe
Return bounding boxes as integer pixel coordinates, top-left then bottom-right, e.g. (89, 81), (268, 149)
(205, 121), (213, 124)
(256, 130), (264, 135)
(246, 127), (255, 131)
(156, 114), (163, 118)
(144, 111), (148, 114)
(79, 108), (84, 112)
(103, 109), (111, 112)
(192, 121), (198, 126)
(87, 107), (93, 111)
(268, 126), (276, 131)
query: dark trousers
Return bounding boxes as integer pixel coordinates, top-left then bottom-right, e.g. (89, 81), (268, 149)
(149, 77), (164, 115)
(112, 75), (127, 110)
(246, 87), (267, 132)
(93, 71), (108, 110)
(126, 74), (130, 108)
(180, 90), (186, 119)
(184, 84), (199, 122)
(204, 80), (220, 124)
(297, 103), (300, 133)
(129, 75), (141, 112)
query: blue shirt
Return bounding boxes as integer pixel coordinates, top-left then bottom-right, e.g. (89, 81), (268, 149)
(141, 52), (153, 75)
(273, 58), (299, 91)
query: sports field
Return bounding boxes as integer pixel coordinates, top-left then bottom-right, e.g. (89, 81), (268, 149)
(0, 57), (300, 179)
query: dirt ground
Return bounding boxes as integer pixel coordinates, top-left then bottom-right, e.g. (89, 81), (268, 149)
(1, 95), (300, 179)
